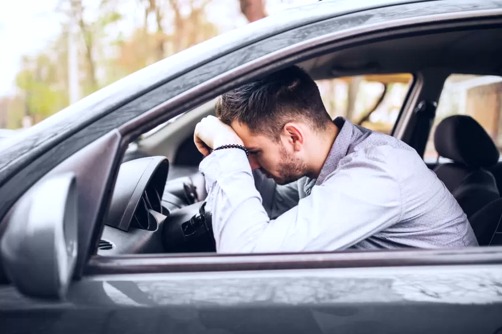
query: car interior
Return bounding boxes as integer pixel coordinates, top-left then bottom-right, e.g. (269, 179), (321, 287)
(92, 24), (502, 256)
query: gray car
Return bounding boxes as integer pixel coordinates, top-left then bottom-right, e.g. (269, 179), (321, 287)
(1, 0), (502, 333)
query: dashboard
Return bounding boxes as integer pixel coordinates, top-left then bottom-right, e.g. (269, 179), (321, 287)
(98, 156), (215, 255)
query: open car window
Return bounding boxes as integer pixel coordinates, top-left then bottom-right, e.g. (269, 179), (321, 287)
(425, 74), (502, 163)
(316, 73), (413, 135)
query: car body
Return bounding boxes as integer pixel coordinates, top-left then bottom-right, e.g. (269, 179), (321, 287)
(0, 129), (18, 141)
(1, 0), (502, 333)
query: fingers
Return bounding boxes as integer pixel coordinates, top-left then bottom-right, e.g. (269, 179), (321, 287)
(193, 116), (244, 157)
(194, 122), (211, 156)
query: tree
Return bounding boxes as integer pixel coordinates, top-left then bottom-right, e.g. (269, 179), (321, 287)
(239, 0), (266, 22)
(138, 0), (217, 56)
(104, 0), (219, 86)
(109, 28), (158, 80)
(67, 0), (99, 92)
(7, 0), (222, 127)
(167, 0), (216, 53)
(15, 51), (69, 124)
(62, 0), (122, 94)
(141, 0), (167, 61)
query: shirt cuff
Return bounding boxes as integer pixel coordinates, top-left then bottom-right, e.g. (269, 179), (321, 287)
(199, 149), (252, 191)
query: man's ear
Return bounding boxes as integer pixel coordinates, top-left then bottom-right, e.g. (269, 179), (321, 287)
(282, 123), (303, 151)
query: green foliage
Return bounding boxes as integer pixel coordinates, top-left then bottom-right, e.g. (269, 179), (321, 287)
(15, 51), (69, 123)
(98, 11), (122, 28)
(5, 0), (223, 127)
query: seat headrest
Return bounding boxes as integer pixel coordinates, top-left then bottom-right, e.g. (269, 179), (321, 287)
(434, 115), (499, 168)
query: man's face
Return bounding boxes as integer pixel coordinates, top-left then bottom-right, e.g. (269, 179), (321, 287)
(231, 121), (307, 185)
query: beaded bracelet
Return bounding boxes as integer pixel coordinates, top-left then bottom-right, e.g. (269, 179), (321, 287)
(213, 144), (249, 156)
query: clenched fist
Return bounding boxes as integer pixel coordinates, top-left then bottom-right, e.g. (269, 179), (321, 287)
(193, 115), (244, 156)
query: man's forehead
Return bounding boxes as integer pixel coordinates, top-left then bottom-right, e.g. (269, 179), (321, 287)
(230, 120), (269, 146)
(231, 120), (253, 137)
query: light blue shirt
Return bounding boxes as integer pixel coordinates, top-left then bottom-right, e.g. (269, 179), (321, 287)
(200, 118), (478, 253)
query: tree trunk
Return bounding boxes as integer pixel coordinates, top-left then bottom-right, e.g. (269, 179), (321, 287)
(69, 0), (98, 91)
(239, 0), (266, 22)
(169, 0), (184, 53)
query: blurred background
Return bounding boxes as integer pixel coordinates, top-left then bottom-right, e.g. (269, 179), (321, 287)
(3, 0), (495, 163)
(0, 0), (326, 129)
(0, 0), (414, 136)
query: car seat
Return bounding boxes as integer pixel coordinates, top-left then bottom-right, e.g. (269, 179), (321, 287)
(433, 115), (500, 219)
(468, 197), (502, 245)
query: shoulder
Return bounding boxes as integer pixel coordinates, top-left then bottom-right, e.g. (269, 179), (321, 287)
(345, 132), (416, 166)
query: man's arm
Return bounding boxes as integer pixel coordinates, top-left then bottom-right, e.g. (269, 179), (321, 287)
(194, 115), (402, 253)
(201, 149), (402, 253)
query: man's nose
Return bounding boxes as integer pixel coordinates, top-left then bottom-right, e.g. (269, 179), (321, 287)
(248, 155), (261, 170)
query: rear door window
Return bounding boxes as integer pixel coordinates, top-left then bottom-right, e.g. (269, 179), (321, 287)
(316, 73), (413, 134)
(424, 74), (502, 162)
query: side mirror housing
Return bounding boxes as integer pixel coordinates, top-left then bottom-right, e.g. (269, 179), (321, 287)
(1, 173), (78, 299)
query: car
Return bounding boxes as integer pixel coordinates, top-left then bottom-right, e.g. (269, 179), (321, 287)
(1, 0), (502, 333)
(0, 129), (18, 141)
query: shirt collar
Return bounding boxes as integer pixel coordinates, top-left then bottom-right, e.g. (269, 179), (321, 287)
(316, 117), (355, 185)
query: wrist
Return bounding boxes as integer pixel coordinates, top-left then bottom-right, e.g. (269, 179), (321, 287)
(213, 137), (243, 148)
(213, 144), (249, 156)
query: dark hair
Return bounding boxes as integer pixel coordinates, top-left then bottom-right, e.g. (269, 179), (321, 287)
(216, 65), (331, 140)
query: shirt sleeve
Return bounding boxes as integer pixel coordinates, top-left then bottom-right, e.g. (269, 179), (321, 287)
(252, 170), (300, 219)
(200, 150), (270, 252)
(200, 148), (402, 253)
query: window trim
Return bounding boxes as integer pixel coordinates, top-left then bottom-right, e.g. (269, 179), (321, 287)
(88, 9), (502, 275)
(86, 246), (502, 275)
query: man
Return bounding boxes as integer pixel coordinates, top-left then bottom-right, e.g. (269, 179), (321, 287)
(194, 65), (478, 253)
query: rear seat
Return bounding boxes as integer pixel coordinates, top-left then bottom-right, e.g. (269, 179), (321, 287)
(469, 198), (502, 245)
(433, 115), (500, 218)
(432, 115), (502, 245)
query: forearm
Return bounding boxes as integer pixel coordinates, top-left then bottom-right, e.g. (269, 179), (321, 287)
(201, 150), (271, 252)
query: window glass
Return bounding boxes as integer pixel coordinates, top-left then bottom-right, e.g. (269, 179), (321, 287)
(316, 73), (413, 134)
(424, 74), (502, 162)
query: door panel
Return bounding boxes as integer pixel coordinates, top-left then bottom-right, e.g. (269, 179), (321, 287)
(2, 264), (502, 334)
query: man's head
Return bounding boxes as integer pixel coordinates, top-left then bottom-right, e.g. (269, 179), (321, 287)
(216, 65), (330, 139)
(216, 66), (335, 184)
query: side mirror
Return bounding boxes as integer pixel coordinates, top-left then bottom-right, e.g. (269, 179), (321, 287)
(1, 173), (78, 299)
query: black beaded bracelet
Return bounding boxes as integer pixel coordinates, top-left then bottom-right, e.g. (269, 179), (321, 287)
(213, 144), (249, 156)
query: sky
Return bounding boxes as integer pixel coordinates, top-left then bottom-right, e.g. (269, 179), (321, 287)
(0, 0), (61, 95)
(0, 0), (317, 97)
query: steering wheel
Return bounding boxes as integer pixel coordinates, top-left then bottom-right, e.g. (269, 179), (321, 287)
(162, 201), (216, 253)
